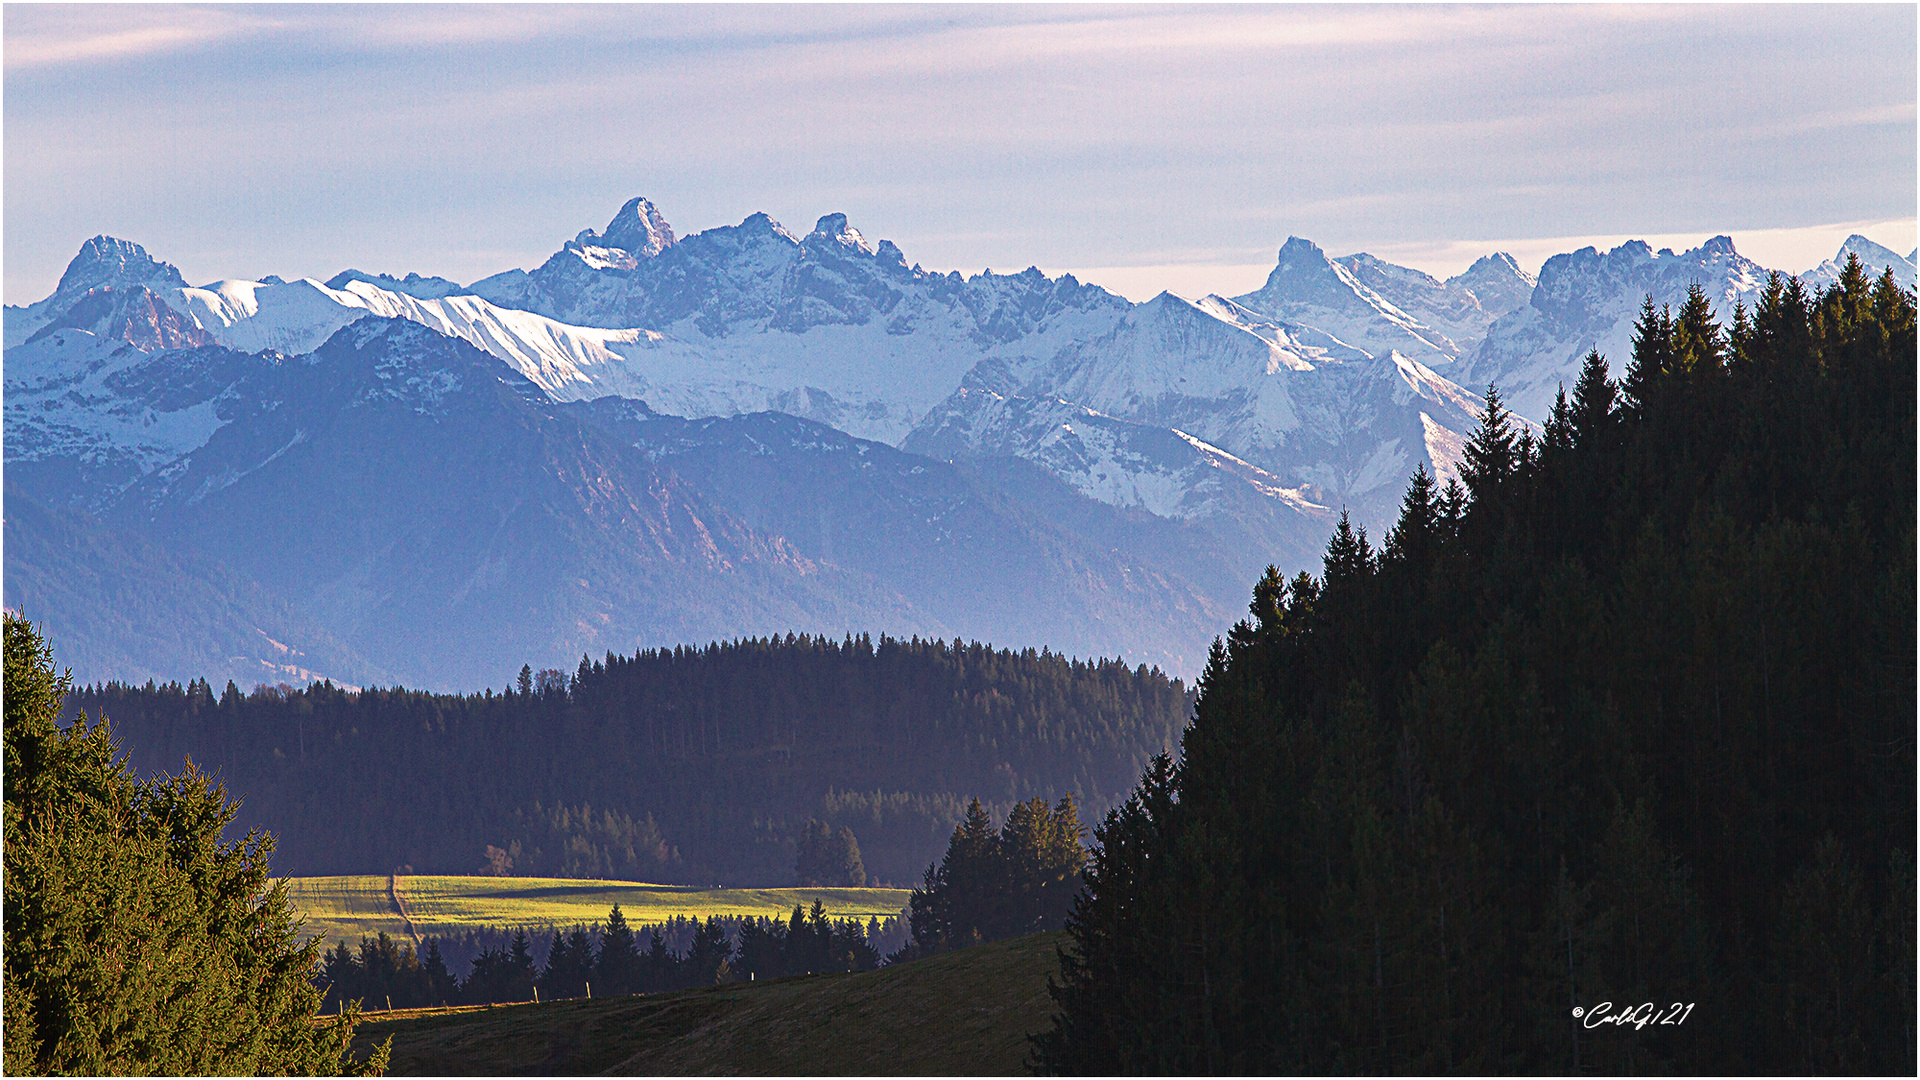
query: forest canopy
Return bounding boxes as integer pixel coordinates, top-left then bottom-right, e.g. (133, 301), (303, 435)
(74, 633), (1190, 885)
(1034, 263), (1916, 1074)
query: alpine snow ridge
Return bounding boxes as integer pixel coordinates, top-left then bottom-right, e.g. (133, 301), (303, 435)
(7, 197), (1907, 688)
(1800, 234), (1916, 293)
(1459, 236), (1772, 421)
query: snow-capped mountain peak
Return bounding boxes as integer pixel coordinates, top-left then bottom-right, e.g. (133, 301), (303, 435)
(23, 285), (212, 351)
(5, 235), (195, 347)
(1463, 234), (1772, 420)
(807, 212), (875, 256)
(1801, 234), (1916, 292)
(57, 235), (188, 297)
(323, 269), (465, 300)
(1230, 237), (1462, 368)
(597, 195), (678, 258)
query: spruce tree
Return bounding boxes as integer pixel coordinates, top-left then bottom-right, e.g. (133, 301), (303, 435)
(596, 905), (641, 995)
(1569, 349), (1618, 452)
(2, 613), (387, 1074)
(1033, 275), (1917, 1074)
(1460, 384), (1520, 503)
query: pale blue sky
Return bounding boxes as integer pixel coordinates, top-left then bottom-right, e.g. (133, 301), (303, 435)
(6, 4), (1915, 303)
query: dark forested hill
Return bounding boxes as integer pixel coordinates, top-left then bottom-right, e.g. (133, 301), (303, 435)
(1037, 263), (1916, 1074)
(70, 634), (1189, 886)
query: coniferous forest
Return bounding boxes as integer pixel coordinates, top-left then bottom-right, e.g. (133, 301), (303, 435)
(73, 635), (1188, 884)
(316, 901), (895, 1012)
(1034, 264), (1916, 1073)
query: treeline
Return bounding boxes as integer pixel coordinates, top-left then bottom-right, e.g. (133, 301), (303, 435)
(899, 795), (1088, 958)
(1036, 263), (1916, 1073)
(318, 902), (899, 1010)
(70, 634), (1189, 884)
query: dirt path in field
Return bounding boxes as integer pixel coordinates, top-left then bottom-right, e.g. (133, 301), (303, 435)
(389, 875), (422, 951)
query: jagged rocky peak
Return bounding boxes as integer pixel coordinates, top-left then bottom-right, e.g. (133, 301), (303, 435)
(1699, 234), (1738, 257)
(1262, 236), (1384, 298)
(1243, 237), (1346, 302)
(874, 239), (909, 271)
(1802, 234), (1917, 291)
(55, 235), (189, 296)
(598, 196), (677, 258)
(1837, 233), (1910, 267)
(1448, 252), (1536, 316)
(1459, 252), (1524, 277)
(24, 284), (213, 350)
(324, 269), (465, 300)
(1277, 235), (1330, 269)
(808, 212), (875, 255)
(738, 210), (797, 241)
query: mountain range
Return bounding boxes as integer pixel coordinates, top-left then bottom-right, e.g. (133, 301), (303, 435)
(6, 199), (1910, 688)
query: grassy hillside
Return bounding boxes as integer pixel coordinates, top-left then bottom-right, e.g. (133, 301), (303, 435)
(352, 931), (1065, 1075)
(287, 875), (910, 949)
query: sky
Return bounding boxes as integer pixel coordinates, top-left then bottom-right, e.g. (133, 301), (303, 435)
(6, 4), (1915, 304)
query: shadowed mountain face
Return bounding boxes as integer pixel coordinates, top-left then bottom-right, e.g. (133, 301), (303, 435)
(84, 318), (914, 689)
(8, 315), (1247, 687)
(561, 399), (1241, 676)
(2, 489), (396, 691)
(17, 207), (1861, 690)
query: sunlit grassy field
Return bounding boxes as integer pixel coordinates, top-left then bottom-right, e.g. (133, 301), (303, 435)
(285, 875), (912, 949)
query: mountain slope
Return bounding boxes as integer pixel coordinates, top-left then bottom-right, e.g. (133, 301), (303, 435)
(97, 317), (913, 689)
(475, 206), (1136, 446)
(4, 236), (191, 346)
(1036, 291), (1485, 527)
(354, 931), (1066, 1076)
(3, 488), (390, 689)
(1332, 251), (1535, 356)
(11, 308), (1252, 685)
(566, 400), (1238, 674)
(1460, 235), (1771, 420)
(1800, 233), (1916, 292)
(1231, 237), (1462, 367)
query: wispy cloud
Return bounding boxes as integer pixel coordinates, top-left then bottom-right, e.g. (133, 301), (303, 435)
(5, 4), (1911, 302)
(3, 6), (276, 67)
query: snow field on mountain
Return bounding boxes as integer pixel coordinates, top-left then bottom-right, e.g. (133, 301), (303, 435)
(4, 329), (237, 481)
(169, 277), (657, 402)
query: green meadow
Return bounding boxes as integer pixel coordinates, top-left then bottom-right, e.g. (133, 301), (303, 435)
(285, 875), (912, 949)
(351, 931), (1065, 1075)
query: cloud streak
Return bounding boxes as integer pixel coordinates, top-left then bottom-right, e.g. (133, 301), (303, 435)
(6, 4), (1912, 302)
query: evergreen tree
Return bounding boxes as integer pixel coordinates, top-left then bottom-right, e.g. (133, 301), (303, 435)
(734, 916), (784, 982)
(1569, 348), (1618, 452)
(1622, 296), (1675, 412)
(794, 818), (868, 887)
(684, 916), (734, 986)
(642, 927), (676, 992)
(507, 930), (537, 1000)
(2, 613), (387, 1074)
(1383, 463), (1442, 573)
(1460, 384), (1520, 503)
(596, 905), (641, 995)
(903, 794), (1087, 957)
(1034, 274), (1916, 1073)
(421, 938), (455, 1006)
